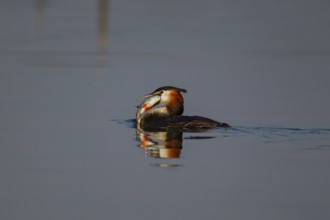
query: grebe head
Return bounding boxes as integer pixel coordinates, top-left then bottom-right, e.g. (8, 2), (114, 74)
(136, 86), (187, 126)
(150, 86), (187, 108)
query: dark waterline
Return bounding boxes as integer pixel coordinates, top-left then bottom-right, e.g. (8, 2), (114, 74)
(118, 119), (330, 160)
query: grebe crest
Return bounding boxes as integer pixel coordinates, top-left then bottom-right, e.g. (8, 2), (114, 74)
(136, 86), (229, 131)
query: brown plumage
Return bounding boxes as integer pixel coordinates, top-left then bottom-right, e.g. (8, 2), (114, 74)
(136, 86), (229, 131)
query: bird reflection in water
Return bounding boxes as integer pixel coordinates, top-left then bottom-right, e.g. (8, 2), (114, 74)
(136, 86), (229, 159)
(137, 129), (183, 159)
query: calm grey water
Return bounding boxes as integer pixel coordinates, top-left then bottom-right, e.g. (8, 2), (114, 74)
(1, 0), (330, 220)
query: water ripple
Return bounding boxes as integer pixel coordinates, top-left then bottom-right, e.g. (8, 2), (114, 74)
(115, 119), (330, 149)
(222, 126), (330, 147)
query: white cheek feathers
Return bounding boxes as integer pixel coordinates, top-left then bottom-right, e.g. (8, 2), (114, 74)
(159, 90), (171, 104)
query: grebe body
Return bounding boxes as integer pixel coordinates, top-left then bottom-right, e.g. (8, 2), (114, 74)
(136, 86), (229, 131)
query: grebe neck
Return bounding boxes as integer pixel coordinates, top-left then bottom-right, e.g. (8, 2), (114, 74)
(161, 90), (184, 116)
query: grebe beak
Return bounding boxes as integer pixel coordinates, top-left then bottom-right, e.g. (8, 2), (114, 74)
(140, 90), (162, 99)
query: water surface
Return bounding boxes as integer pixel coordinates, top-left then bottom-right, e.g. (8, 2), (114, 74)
(1, 0), (330, 220)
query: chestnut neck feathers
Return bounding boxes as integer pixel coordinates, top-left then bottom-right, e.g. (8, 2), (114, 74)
(162, 89), (184, 116)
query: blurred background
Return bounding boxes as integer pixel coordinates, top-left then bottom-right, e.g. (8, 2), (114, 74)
(1, 0), (330, 128)
(1, 0), (330, 220)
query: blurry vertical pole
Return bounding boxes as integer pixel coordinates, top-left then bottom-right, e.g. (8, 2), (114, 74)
(97, 0), (109, 82)
(34, 0), (45, 37)
(97, 0), (109, 63)
(98, 0), (109, 53)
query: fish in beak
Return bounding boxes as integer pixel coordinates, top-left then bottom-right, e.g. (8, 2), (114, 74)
(136, 93), (161, 121)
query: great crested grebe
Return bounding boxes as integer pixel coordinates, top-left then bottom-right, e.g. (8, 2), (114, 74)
(136, 86), (229, 131)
